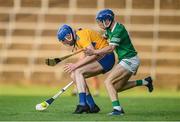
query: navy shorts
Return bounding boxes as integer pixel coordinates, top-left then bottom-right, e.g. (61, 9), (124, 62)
(98, 52), (115, 73)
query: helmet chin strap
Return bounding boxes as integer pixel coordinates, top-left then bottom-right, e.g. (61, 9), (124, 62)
(71, 32), (77, 52)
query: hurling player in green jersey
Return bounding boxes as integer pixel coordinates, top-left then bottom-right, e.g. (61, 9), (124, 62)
(85, 9), (154, 115)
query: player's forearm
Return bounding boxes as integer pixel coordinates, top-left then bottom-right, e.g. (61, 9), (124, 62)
(75, 55), (97, 69)
(95, 45), (115, 55)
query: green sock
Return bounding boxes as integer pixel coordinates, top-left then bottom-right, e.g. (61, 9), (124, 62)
(112, 100), (120, 106)
(136, 80), (143, 86)
(112, 100), (121, 111)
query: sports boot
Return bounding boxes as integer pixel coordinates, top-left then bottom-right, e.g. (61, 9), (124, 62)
(89, 104), (100, 113)
(145, 76), (154, 92)
(73, 104), (90, 114)
(108, 108), (125, 116)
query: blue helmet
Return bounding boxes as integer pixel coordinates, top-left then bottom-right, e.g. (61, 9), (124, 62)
(57, 24), (73, 41)
(96, 9), (114, 22)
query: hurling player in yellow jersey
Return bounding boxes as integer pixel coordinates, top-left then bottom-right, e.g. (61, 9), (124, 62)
(57, 24), (115, 114)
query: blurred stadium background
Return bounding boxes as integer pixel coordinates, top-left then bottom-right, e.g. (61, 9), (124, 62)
(0, 0), (180, 90)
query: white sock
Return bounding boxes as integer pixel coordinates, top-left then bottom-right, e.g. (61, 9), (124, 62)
(142, 79), (148, 85)
(113, 106), (121, 111)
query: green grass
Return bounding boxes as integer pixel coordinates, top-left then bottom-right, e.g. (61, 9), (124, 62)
(0, 96), (180, 121)
(0, 85), (180, 121)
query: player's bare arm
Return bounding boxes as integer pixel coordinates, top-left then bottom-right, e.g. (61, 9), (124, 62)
(85, 45), (116, 56)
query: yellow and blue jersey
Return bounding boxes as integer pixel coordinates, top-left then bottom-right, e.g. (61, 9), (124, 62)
(76, 28), (115, 73)
(76, 29), (108, 49)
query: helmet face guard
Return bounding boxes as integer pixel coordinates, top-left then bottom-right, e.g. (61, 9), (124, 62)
(57, 24), (75, 46)
(96, 9), (114, 29)
(64, 34), (75, 46)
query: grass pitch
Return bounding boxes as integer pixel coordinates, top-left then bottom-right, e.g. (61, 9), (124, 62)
(0, 85), (180, 121)
(0, 96), (180, 121)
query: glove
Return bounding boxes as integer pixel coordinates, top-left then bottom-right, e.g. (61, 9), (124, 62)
(45, 58), (61, 66)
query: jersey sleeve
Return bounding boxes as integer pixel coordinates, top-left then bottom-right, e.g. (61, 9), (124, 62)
(109, 32), (121, 46)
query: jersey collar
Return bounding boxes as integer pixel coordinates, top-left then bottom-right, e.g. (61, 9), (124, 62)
(111, 22), (117, 32)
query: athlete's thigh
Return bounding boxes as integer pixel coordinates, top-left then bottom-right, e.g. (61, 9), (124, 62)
(75, 61), (104, 78)
(105, 64), (132, 84)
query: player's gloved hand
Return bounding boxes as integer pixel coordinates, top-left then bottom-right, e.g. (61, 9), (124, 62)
(45, 58), (61, 66)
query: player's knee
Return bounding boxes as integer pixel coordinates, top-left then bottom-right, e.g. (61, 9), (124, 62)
(74, 68), (85, 76)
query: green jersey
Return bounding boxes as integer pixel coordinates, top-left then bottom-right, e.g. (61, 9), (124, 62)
(105, 22), (137, 61)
